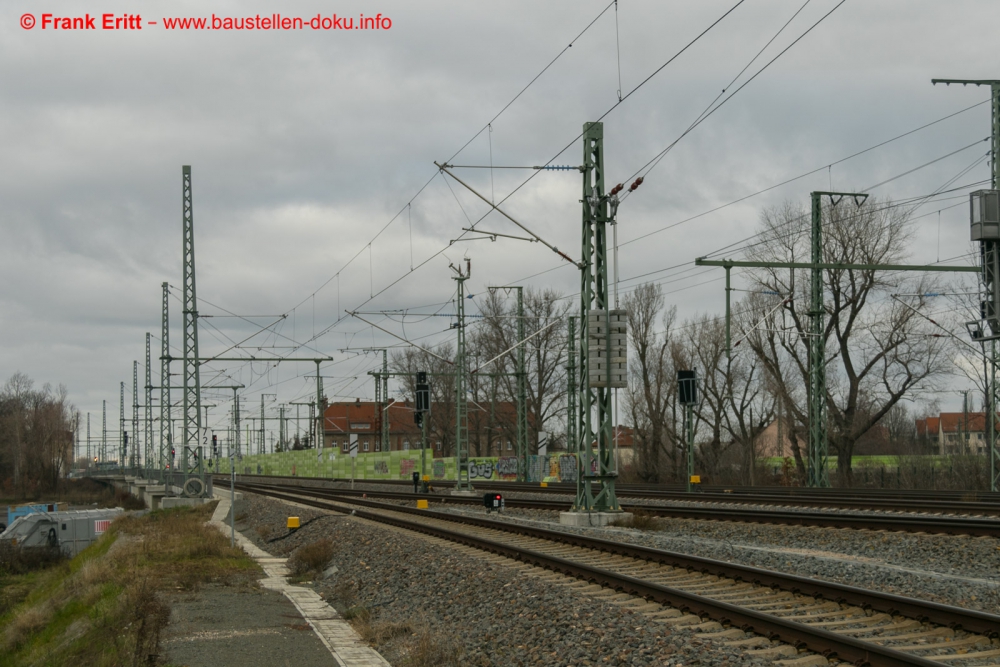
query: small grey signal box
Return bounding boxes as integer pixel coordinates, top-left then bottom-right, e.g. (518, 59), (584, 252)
(971, 190), (1000, 241)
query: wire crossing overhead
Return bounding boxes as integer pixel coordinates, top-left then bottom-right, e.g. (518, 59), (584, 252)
(435, 162), (579, 267)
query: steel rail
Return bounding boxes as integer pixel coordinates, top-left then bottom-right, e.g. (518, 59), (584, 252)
(228, 473), (1000, 508)
(231, 479), (1000, 537)
(241, 482), (1000, 667)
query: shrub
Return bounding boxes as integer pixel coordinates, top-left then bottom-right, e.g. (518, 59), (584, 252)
(288, 538), (336, 576)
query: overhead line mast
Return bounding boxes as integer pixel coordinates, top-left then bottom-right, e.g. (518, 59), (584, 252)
(933, 77), (1000, 493)
(181, 166), (203, 487)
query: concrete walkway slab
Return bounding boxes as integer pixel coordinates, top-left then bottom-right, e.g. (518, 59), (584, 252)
(210, 492), (391, 667)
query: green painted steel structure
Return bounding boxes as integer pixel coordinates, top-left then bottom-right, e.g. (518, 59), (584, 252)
(132, 360), (139, 470)
(697, 227), (977, 487)
(566, 315), (577, 462)
(932, 78), (1000, 492)
(515, 287), (528, 481)
(160, 282), (170, 476)
(453, 262), (472, 491)
(575, 122), (620, 512)
(145, 333), (153, 475)
(181, 166), (203, 483)
(119, 381), (124, 468)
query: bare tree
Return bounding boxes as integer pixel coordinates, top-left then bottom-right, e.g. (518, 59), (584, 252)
(624, 283), (679, 482)
(390, 344), (456, 455)
(0, 372), (75, 497)
(676, 310), (774, 484)
(474, 287), (569, 453)
(744, 198), (949, 484)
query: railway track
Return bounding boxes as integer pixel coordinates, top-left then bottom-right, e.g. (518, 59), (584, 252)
(227, 474), (1000, 517)
(224, 477), (1000, 537)
(237, 481), (1000, 667)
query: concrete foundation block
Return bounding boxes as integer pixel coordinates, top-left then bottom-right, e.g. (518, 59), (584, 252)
(160, 497), (209, 509)
(559, 511), (632, 527)
(449, 489), (477, 497)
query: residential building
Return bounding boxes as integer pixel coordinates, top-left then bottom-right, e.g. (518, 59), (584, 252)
(915, 412), (992, 455)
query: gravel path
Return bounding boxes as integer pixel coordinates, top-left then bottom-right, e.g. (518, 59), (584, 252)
(235, 492), (777, 667)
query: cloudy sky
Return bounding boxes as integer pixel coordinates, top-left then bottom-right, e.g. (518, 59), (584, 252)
(2, 0), (996, 445)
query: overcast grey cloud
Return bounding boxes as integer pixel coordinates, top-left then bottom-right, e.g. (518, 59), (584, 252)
(2, 0), (996, 437)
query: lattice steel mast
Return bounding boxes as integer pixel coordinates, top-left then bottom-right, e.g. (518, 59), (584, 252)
(453, 260), (472, 492)
(145, 333), (153, 476)
(181, 165), (203, 484)
(575, 122), (621, 512)
(933, 78), (1000, 492)
(160, 282), (171, 476)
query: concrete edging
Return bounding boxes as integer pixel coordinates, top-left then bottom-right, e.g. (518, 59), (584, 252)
(209, 492), (391, 667)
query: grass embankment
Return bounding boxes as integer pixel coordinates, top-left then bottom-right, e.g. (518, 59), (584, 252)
(0, 503), (259, 666)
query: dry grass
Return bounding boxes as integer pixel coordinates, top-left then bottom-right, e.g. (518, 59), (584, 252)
(354, 617), (413, 644)
(609, 510), (664, 531)
(288, 538), (336, 577)
(0, 503), (258, 667)
(344, 607), (462, 666)
(2, 601), (53, 650)
(399, 626), (463, 667)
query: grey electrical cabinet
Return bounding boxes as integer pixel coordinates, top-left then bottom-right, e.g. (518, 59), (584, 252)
(971, 190), (1000, 241)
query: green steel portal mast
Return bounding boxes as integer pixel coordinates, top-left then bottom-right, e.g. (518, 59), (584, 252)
(933, 78), (1000, 493)
(119, 381), (125, 468)
(575, 122), (620, 512)
(145, 333), (153, 476)
(181, 166), (203, 483)
(566, 315), (577, 465)
(132, 360), (139, 470)
(160, 282), (171, 475)
(697, 190), (978, 486)
(453, 260), (472, 492)
(486, 285), (529, 480)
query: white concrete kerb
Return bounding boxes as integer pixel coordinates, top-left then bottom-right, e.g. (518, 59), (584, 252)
(209, 493), (390, 667)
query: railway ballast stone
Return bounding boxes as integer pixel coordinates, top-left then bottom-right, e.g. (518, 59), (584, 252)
(235, 492), (779, 667)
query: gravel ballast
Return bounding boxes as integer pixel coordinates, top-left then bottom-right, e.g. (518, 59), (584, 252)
(234, 492), (777, 667)
(420, 502), (1000, 615)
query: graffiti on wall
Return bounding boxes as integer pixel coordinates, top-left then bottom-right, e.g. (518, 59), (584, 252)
(496, 457), (518, 480)
(559, 455), (578, 482)
(432, 459), (446, 479)
(374, 460), (389, 475)
(468, 459), (495, 480)
(400, 458), (416, 478)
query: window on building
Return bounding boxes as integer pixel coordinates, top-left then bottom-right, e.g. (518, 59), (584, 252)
(342, 439), (349, 452)
(506, 440), (512, 451)
(363, 439), (369, 452)
(403, 440), (410, 451)
(435, 440), (442, 451)
(375, 440), (381, 452)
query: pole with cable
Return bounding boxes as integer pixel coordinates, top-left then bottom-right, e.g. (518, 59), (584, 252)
(933, 78), (1000, 492)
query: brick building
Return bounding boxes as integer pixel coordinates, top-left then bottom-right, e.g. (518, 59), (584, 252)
(916, 412), (992, 455)
(323, 399), (523, 457)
